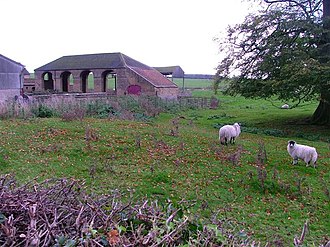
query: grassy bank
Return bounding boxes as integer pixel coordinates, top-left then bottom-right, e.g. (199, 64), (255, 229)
(0, 92), (329, 245)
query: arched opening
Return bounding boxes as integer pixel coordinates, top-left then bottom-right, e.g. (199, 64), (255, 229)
(69, 74), (74, 85)
(80, 70), (93, 93)
(127, 85), (141, 95)
(60, 71), (72, 92)
(102, 70), (117, 93)
(42, 72), (54, 91)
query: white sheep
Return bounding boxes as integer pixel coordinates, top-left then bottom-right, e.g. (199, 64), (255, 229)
(219, 123), (241, 145)
(287, 140), (318, 168)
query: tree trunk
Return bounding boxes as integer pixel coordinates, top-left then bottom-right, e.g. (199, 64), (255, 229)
(311, 89), (330, 125)
(312, 0), (330, 125)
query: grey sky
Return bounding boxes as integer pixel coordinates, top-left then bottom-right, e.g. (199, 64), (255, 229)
(2, 0), (253, 74)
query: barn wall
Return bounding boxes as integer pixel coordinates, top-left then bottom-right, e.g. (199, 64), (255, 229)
(23, 78), (36, 92)
(0, 73), (22, 89)
(116, 68), (155, 96)
(0, 56), (24, 90)
(0, 55), (25, 102)
(156, 87), (179, 99)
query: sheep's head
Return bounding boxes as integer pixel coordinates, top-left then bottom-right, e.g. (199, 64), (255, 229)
(233, 123), (241, 135)
(288, 140), (296, 148)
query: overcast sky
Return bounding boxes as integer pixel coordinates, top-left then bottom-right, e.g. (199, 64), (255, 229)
(2, 0), (254, 75)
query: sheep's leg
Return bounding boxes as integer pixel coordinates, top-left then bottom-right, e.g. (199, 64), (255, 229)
(220, 136), (225, 145)
(305, 156), (312, 167)
(306, 159), (317, 168)
(220, 137), (227, 145)
(293, 157), (298, 165)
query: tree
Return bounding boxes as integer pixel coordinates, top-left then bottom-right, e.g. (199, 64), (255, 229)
(216, 0), (330, 125)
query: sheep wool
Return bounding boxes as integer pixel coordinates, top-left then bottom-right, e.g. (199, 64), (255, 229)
(287, 140), (318, 168)
(219, 123), (241, 145)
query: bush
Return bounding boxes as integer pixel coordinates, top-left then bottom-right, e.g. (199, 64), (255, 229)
(31, 104), (54, 118)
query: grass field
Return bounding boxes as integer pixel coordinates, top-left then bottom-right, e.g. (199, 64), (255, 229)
(172, 78), (213, 89)
(86, 75), (213, 90)
(0, 90), (329, 245)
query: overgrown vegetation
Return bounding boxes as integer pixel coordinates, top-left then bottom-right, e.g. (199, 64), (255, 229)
(0, 91), (329, 246)
(0, 95), (209, 121)
(0, 174), (272, 246)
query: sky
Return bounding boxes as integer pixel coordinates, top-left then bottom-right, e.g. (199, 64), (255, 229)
(1, 0), (254, 75)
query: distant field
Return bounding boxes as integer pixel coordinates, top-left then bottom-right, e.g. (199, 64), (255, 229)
(172, 78), (213, 89)
(87, 74), (116, 89)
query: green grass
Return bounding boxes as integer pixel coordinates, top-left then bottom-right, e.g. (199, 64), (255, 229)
(87, 74), (116, 90)
(0, 91), (329, 245)
(173, 78), (213, 89)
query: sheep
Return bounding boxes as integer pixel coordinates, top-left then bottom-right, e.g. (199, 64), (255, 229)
(287, 140), (318, 168)
(281, 103), (290, 109)
(219, 123), (241, 145)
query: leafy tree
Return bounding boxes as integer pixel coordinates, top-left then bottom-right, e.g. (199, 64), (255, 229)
(216, 0), (330, 124)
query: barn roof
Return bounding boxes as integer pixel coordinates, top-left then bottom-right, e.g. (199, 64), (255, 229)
(130, 67), (178, 88)
(35, 53), (177, 88)
(0, 54), (25, 73)
(35, 53), (151, 71)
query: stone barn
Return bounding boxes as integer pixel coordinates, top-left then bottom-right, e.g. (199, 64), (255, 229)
(34, 53), (179, 99)
(0, 54), (26, 102)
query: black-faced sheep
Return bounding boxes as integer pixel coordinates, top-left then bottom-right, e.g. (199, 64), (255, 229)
(219, 123), (241, 145)
(287, 140), (318, 168)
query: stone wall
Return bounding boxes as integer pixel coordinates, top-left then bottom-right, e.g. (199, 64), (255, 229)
(117, 68), (155, 96)
(0, 89), (21, 103)
(156, 87), (179, 99)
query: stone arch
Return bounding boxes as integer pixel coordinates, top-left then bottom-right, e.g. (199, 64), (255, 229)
(102, 70), (116, 93)
(42, 72), (54, 91)
(60, 71), (72, 92)
(80, 70), (93, 93)
(127, 85), (141, 95)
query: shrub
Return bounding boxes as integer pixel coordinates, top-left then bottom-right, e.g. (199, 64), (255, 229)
(31, 104), (54, 118)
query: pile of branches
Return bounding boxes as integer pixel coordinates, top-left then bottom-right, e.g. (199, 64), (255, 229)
(0, 174), (328, 247)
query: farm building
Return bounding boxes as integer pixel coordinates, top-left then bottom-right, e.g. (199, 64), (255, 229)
(0, 54), (26, 102)
(154, 66), (185, 90)
(34, 53), (179, 99)
(153, 66), (185, 78)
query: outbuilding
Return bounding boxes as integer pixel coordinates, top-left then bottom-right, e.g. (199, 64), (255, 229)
(34, 53), (179, 99)
(0, 54), (26, 102)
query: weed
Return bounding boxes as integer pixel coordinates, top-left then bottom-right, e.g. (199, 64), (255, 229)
(135, 135), (141, 149)
(320, 178), (330, 201)
(31, 104), (54, 118)
(85, 125), (99, 150)
(170, 117), (179, 136)
(210, 96), (220, 109)
(227, 145), (242, 166)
